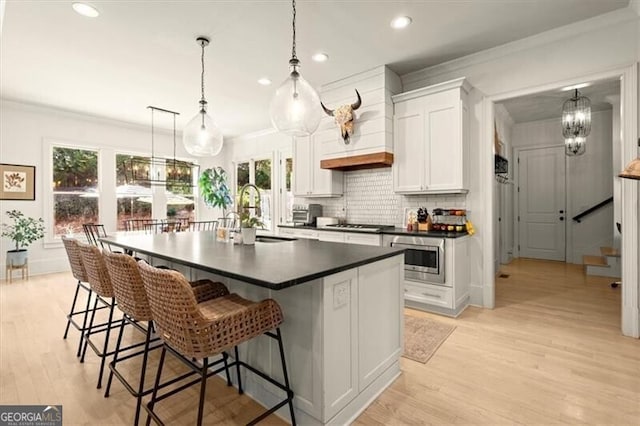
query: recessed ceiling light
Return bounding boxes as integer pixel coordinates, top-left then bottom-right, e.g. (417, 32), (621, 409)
(561, 83), (590, 91)
(390, 16), (412, 29)
(312, 53), (329, 63)
(258, 78), (272, 86)
(72, 2), (100, 18)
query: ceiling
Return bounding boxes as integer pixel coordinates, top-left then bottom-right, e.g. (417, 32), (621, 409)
(498, 79), (621, 123)
(0, 0), (630, 137)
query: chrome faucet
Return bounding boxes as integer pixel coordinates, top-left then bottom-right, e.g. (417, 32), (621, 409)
(237, 183), (262, 223)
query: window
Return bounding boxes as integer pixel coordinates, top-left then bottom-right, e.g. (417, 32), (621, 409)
(283, 156), (293, 224)
(165, 159), (196, 223)
(115, 154), (152, 230)
(235, 158), (273, 231)
(52, 147), (99, 235)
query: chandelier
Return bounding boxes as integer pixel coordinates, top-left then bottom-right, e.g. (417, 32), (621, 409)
(269, 0), (322, 136)
(183, 37), (223, 157)
(126, 106), (198, 187)
(562, 89), (591, 156)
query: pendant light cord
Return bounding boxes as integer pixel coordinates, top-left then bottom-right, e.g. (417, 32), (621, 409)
(291, 0), (297, 60)
(200, 41), (206, 105)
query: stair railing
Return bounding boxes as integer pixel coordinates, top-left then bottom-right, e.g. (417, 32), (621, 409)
(572, 196), (614, 223)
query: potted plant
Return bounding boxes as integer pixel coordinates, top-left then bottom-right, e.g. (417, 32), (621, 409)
(240, 214), (263, 245)
(1, 210), (45, 267)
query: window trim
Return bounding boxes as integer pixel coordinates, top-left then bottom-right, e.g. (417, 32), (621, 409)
(43, 138), (102, 248)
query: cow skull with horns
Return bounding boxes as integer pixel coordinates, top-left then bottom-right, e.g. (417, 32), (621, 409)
(321, 90), (362, 144)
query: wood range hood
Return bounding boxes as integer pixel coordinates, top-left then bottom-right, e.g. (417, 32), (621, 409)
(320, 152), (394, 171)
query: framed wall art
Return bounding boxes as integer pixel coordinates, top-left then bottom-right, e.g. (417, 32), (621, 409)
(0, 163), (36, 200)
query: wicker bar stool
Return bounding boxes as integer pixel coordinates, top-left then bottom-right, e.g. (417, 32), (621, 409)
(138, 262), (296, 426)
(61, 237), (109, 357)
(78, 242), (137, 389)
(102, 252), (231, 426)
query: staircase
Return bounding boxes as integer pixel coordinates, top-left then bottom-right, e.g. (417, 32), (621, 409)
(583, 247), (621, 278)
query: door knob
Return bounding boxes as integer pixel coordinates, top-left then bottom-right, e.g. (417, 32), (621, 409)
(560, 217), (564, 221)
(559, 210), (564, 214)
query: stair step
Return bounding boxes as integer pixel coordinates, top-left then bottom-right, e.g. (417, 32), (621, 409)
(583, 255), (609, 267)
(600, 246), (621, 257)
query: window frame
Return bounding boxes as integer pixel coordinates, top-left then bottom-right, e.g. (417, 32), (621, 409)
(43, 139), (102, 247)
(232, 153), (276, 232)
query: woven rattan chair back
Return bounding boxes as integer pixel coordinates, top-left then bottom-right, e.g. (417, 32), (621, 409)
(138, 261), (284, 359)
(62, 236), (89, 283)
(77, 242), (114, 298)
(137, 261), (207, 356)
(188, 221), (218, 232)
(103, 251), (152, 321)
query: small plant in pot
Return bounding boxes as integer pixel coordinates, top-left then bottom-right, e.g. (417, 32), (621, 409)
(1, 210), (45, 267)
(240, 214), (263, 245)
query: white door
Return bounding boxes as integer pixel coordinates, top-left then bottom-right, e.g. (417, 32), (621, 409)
(518, 146), (566, 261)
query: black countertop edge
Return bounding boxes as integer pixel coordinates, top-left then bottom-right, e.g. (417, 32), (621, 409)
(104, 239), (405, 291)
(278, 224), (469, 239)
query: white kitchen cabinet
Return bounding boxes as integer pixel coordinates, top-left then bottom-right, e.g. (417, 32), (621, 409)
(392, 77), (471, 194)
(293, 134), (343, 197)
(279, 227), (319, 240)
(318, 231), (382, 246)
(318, 231), (346, 243)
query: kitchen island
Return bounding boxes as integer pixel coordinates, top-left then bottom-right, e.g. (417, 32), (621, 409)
(103, 231), (405, 426)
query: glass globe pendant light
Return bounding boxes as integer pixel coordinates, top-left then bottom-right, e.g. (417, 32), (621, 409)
(561, 88), (590, 157)
(270, 0), (322, 136)
(183, 37), (223, 157)
(565, 136), (586, 156)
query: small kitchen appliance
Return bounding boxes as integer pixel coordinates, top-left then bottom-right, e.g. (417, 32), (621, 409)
(316, 217), (339, 228)
(292, 204), (323, 226)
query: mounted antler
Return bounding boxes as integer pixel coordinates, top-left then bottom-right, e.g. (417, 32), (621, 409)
(320, 89), (362, 144)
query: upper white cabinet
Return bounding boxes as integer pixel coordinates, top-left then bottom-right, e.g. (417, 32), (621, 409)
(293, 134), (343, 197)
(392, 78), (471, 194)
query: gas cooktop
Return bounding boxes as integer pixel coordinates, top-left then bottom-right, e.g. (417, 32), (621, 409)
(325, 224), (395, 233)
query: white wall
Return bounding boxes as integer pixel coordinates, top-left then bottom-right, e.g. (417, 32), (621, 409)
(494, 104), (515, 271)
(0, 99), (225, 278)
(400, 7), (638, 306)
(512, 110), (614, 264)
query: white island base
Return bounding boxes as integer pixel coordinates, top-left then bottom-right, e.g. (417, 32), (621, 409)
(176, 254), (404, 425)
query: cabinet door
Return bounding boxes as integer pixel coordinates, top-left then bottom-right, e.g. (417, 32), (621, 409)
(310, 133), (343, 196)
(424, 99), (462, 191)
(318, 231), (346, 243)
(393, 100), (425, 193)
(293, 136), (311, 196)
(344, 233), (381, 246)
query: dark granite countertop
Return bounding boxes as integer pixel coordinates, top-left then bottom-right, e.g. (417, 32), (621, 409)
(102, 231), (404, 290)
(278, 224), (468, 238)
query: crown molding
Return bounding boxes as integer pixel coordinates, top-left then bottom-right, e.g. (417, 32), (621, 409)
(392, 77), (470, 103)
(0, 97), (177, 136)
(401, 7), (638, 86)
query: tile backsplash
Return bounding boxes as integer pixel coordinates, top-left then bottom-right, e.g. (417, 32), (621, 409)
(297, 168), (467, 226)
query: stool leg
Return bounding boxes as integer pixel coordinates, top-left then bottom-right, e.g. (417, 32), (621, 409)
(81, 296), (100, 362)
(234, 346), (243, 394)
(133, 323), (153, 426)
(276, 328), (296, 426)
(97, 301), (116, 389)
(146, 345), (167, 426)
(197, 357), (209, 426)
(77, 289), (94, 357)
(223, 352), (232, 386)
(63, 281), (81, 339)
(104, 313), (127, 397)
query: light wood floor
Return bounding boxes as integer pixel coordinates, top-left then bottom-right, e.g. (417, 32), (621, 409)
(1, 259), (639, 425)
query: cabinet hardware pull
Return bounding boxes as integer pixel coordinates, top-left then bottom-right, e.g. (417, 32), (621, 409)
(422, 292), (441, 298)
